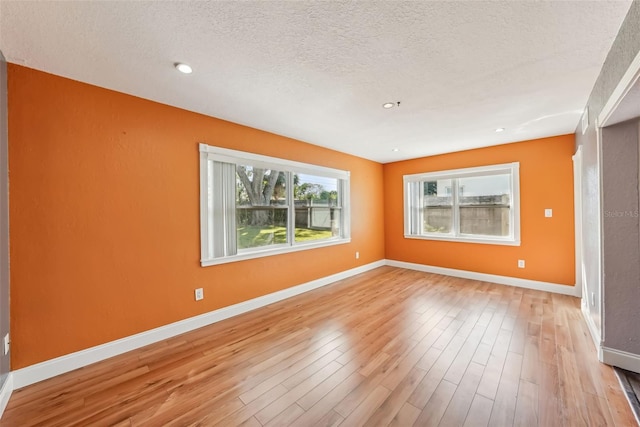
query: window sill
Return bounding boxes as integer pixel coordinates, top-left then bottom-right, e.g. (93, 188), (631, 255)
(201, 237), (351, 266)
(404, 234), (520, 246)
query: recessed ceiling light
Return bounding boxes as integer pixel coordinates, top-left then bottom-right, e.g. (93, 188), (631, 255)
(392, 148), (399, 152)
(495, 127), (505, 133)
(383, 102), (395, 109)
(175, 63), (193, 74)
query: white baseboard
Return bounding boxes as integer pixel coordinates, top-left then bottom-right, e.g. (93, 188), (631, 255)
(385, 260), (580, 296)
(7, 259), (582, 395)
(0, 374), (12, 417)
(11, 260), (385, 390)
(581, 303), (603, 359)
(602, 347), (640, 374)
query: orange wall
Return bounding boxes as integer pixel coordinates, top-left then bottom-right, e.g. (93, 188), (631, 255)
(7, 65), (385, 369)
(383, 135), (576, 285)
(7, 64), (577, 371)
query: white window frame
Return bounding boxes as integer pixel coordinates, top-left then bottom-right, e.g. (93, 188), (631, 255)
(403, 162), (520, 246)
(200, 144), (351, 266)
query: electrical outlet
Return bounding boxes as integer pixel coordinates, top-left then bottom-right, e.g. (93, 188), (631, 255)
(355, 251), (360, 259)
(195, 288), (204, 301)
(3, 334), (9, 355)
(518, 260), (525, 268)
(545, 209), (553, 218)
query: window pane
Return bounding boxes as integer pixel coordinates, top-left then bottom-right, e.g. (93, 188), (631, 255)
(201, 144), (351, 266)
(294, 174), (340, 243)
(236, 166), (288, 250)
(423, 180), (452, 233)
(458, 174), (510, 236)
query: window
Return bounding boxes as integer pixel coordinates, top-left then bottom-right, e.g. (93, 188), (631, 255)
(404, 163), (520, 245)
(200, 144), (350, 266)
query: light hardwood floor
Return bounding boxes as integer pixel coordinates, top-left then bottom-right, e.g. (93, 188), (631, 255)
(1, 267), (637, 426)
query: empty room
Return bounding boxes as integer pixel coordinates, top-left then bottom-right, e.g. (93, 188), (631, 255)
(0, 1), (640, 426)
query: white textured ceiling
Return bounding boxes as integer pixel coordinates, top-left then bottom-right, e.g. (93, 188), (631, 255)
(0, 1), (633, 163)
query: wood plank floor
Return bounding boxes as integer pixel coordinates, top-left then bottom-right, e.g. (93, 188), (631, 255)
(2, 267), (637, 426)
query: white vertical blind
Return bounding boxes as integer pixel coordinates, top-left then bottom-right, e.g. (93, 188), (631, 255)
(212, 161), (237, 258)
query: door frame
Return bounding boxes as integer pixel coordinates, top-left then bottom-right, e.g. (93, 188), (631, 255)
(595, 49), (640, 370)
